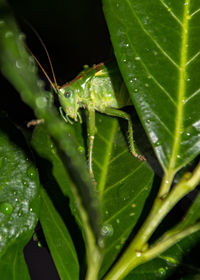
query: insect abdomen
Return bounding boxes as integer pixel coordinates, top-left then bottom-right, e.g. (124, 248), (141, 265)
(89, 62), (132, 110)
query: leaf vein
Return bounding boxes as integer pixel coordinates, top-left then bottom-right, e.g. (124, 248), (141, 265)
(126, 0), (181, 70)
(184, 88), (200, 104)
(103, 183), (148, 224)
(159, 0), (183, 26)
(103, 162), (146, 195)
(186, 51), (200, 66)
(190, 8), (200, 18)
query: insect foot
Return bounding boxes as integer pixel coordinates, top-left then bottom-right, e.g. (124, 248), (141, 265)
(137, 154), (146, 161)
(27, 119), (44, 127)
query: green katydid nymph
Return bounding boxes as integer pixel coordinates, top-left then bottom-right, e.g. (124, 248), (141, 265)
(29, 31), (145, 180)
(56, 61), (145, 179)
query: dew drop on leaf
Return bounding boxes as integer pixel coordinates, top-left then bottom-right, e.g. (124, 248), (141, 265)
(0, 202), (13, 215)
(36, 96), (47, 109)
(135, 56), (141, 61)
(5, 31), (13, 38)
(78, 146), (85, 153)
(101, 224), (114, 237)
(16, 60), (22, 69)
(27, 166), (35, 178)
(157, 267), (166, 277)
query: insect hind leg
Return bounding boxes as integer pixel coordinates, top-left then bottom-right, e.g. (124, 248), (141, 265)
(100, 107), (145, 161)
(87, 109), (96, 182)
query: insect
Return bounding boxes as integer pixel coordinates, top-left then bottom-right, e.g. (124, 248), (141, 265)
(29, 29), (144, 180)
(57, 61), (144, 179)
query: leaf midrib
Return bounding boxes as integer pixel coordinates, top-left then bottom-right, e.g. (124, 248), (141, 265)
(168, 0), (190, 173)
(98, 120), (117, 197)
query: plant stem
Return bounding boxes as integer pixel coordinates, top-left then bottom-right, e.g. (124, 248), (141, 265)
(103, 161), (200, 280)
(143, 222), (200, 262)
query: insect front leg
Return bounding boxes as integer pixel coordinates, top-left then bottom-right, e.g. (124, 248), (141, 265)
(87, 108), (96, 181)
(100, 107), (145, 161)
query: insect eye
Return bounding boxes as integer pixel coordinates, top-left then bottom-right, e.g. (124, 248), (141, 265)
(65, 91), (71, 98)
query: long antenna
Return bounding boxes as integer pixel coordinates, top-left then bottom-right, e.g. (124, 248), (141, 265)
(25, 21), (59, 91)
(27, 46), (57, 92)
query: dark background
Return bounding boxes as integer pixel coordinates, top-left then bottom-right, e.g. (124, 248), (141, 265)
(1, 0), (111, 279)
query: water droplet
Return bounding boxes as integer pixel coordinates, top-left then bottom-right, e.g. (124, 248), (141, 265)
(177, 154), (181, 158)
(134, 89), (138, 92)
(37, 80), (44, 89)
(116, 219), (120, 224)
(15, 198), (18, 202)
(0, 202), (13, 215)
(131, 203), (136, 208)
(125, 43), (129, 47)
(123, 58), (127, 63)
(157, 267), (166, 277)
(147, 75), (152, 79)
(135, 56), (141, 61)
(98, 237), (105, 248)
(78, 146), (85, 153)
(101, 224), (114, 237)
(145, 83), (149, 87)
(37, 241), (42, 248)
(18, 33), (25, 41)
(16, 60), (22, 70)
(27, 166), (35, 178)
(5, 31), (13, 38)
(18, 210), (22, 217)
(164, 256), (179, 267)
(129, 212), (135, 216)
(30, 208), (33, 212)
(184, 2), (188, 5)
(136, 251), (142, 257)
(22, 180), (28, 186)
(130, 79), (133, 84)
(186, 132), (190, 136)
(105, 210), (109, 215)
(36, 96), (47, 108)
(187, 78), (191, 82)
(146, 119), (150, 124)
(154, 140), (161, 147)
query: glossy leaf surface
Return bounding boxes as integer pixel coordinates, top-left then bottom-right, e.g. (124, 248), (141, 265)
(103, 0), (200, 173)
(0, 115), (40, 278)
(93, 113), (154, 276)
(0, 0), (101, 249)
(33, 111), (154, 278)
(40, 188), (79, 280)
(0, 245), (30, 280)
(125, 190), (200, 279)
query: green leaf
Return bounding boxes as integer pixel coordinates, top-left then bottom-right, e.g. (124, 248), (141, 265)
(125, 230), (200, 280)
(93, 113), (154, 276)
(0, 114), (40, 278)
(0, 244), (30, 280)
(40, 188), (79, 280)
(0, 0), (100, 241)
(124, 191), (200, 280)
(0, 5), (102, 278)
(31, 125), (81, 225)
(32, 111), (154, 278)
(103, 0), (200, 174)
